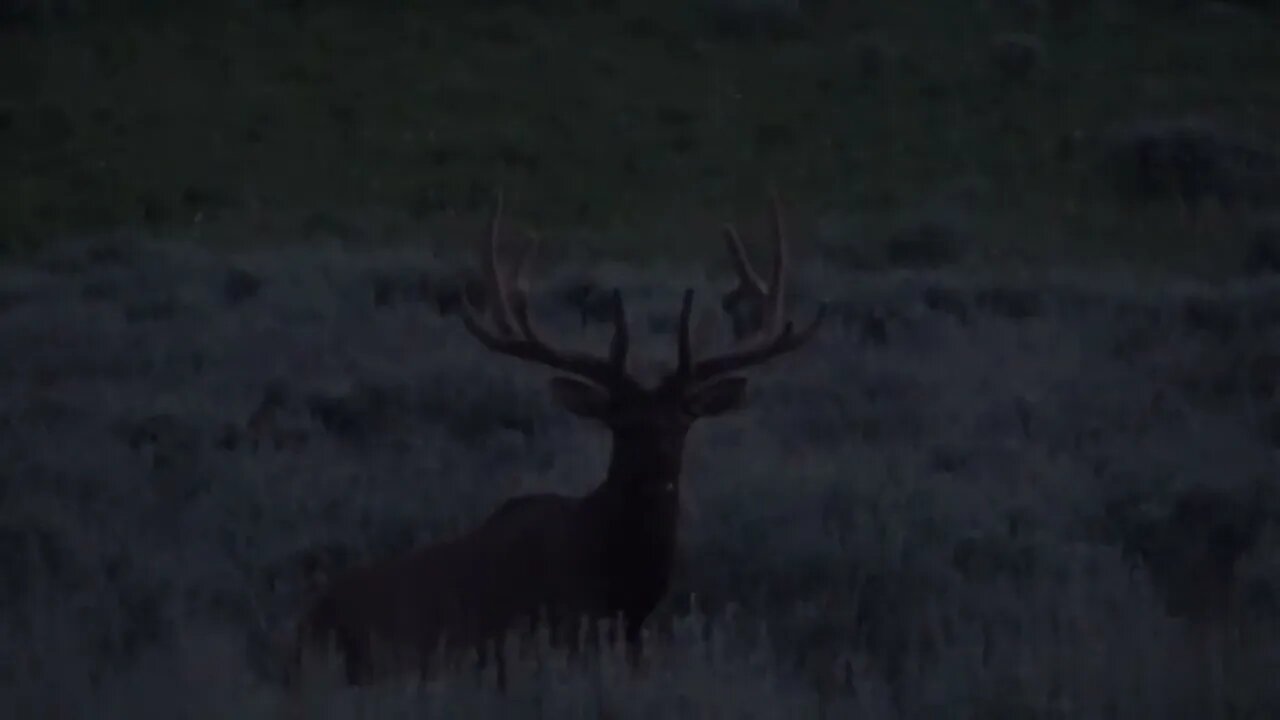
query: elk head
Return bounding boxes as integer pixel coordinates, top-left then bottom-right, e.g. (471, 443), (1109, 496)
(460, 189), (826, 514)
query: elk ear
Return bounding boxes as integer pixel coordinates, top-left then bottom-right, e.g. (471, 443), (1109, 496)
(685, 376), (748, 417)
(549, 377), (611, 418)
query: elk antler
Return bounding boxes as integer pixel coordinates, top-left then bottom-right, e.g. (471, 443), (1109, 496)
(677, 190), (827, 383)
(460, 192), (637, 390)
(721, 187), (790, 337)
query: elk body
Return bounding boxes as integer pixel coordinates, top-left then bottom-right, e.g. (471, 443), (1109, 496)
(292, 194), (826, 686)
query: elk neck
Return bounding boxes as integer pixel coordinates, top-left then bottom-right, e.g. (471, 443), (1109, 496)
(579, 425), (683, 564)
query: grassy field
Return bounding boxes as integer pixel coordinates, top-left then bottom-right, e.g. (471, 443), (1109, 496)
(2, 237), (1279, 718)
(2, 0), (1279, 273)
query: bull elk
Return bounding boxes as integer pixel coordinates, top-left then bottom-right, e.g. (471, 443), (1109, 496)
(292, 193), (827, 687)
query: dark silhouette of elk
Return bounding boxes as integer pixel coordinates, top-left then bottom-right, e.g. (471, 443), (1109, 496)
(292, 192), (827, 687)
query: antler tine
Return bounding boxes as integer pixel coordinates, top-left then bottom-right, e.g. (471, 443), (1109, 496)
(690, 192), (825, 381)
(607, 289), (629, 375)
(721, 193), (791, 342)
(675, 289), (695, 377)
(481, 187), (517, 336)
(460, 193), (634, 389)
(509, 228), (539, 318)
(691, 303), (828, 382)
(766, 188), (788, 333)
(508, 231), (544, 344)
(465, 289), (633, 388)
(723, 225), (768, 296)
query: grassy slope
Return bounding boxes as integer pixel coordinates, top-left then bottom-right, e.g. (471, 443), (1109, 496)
(1, 1), (1278, 272)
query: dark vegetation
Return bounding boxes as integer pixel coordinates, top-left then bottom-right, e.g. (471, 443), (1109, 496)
(2, 0), (1279, 275)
